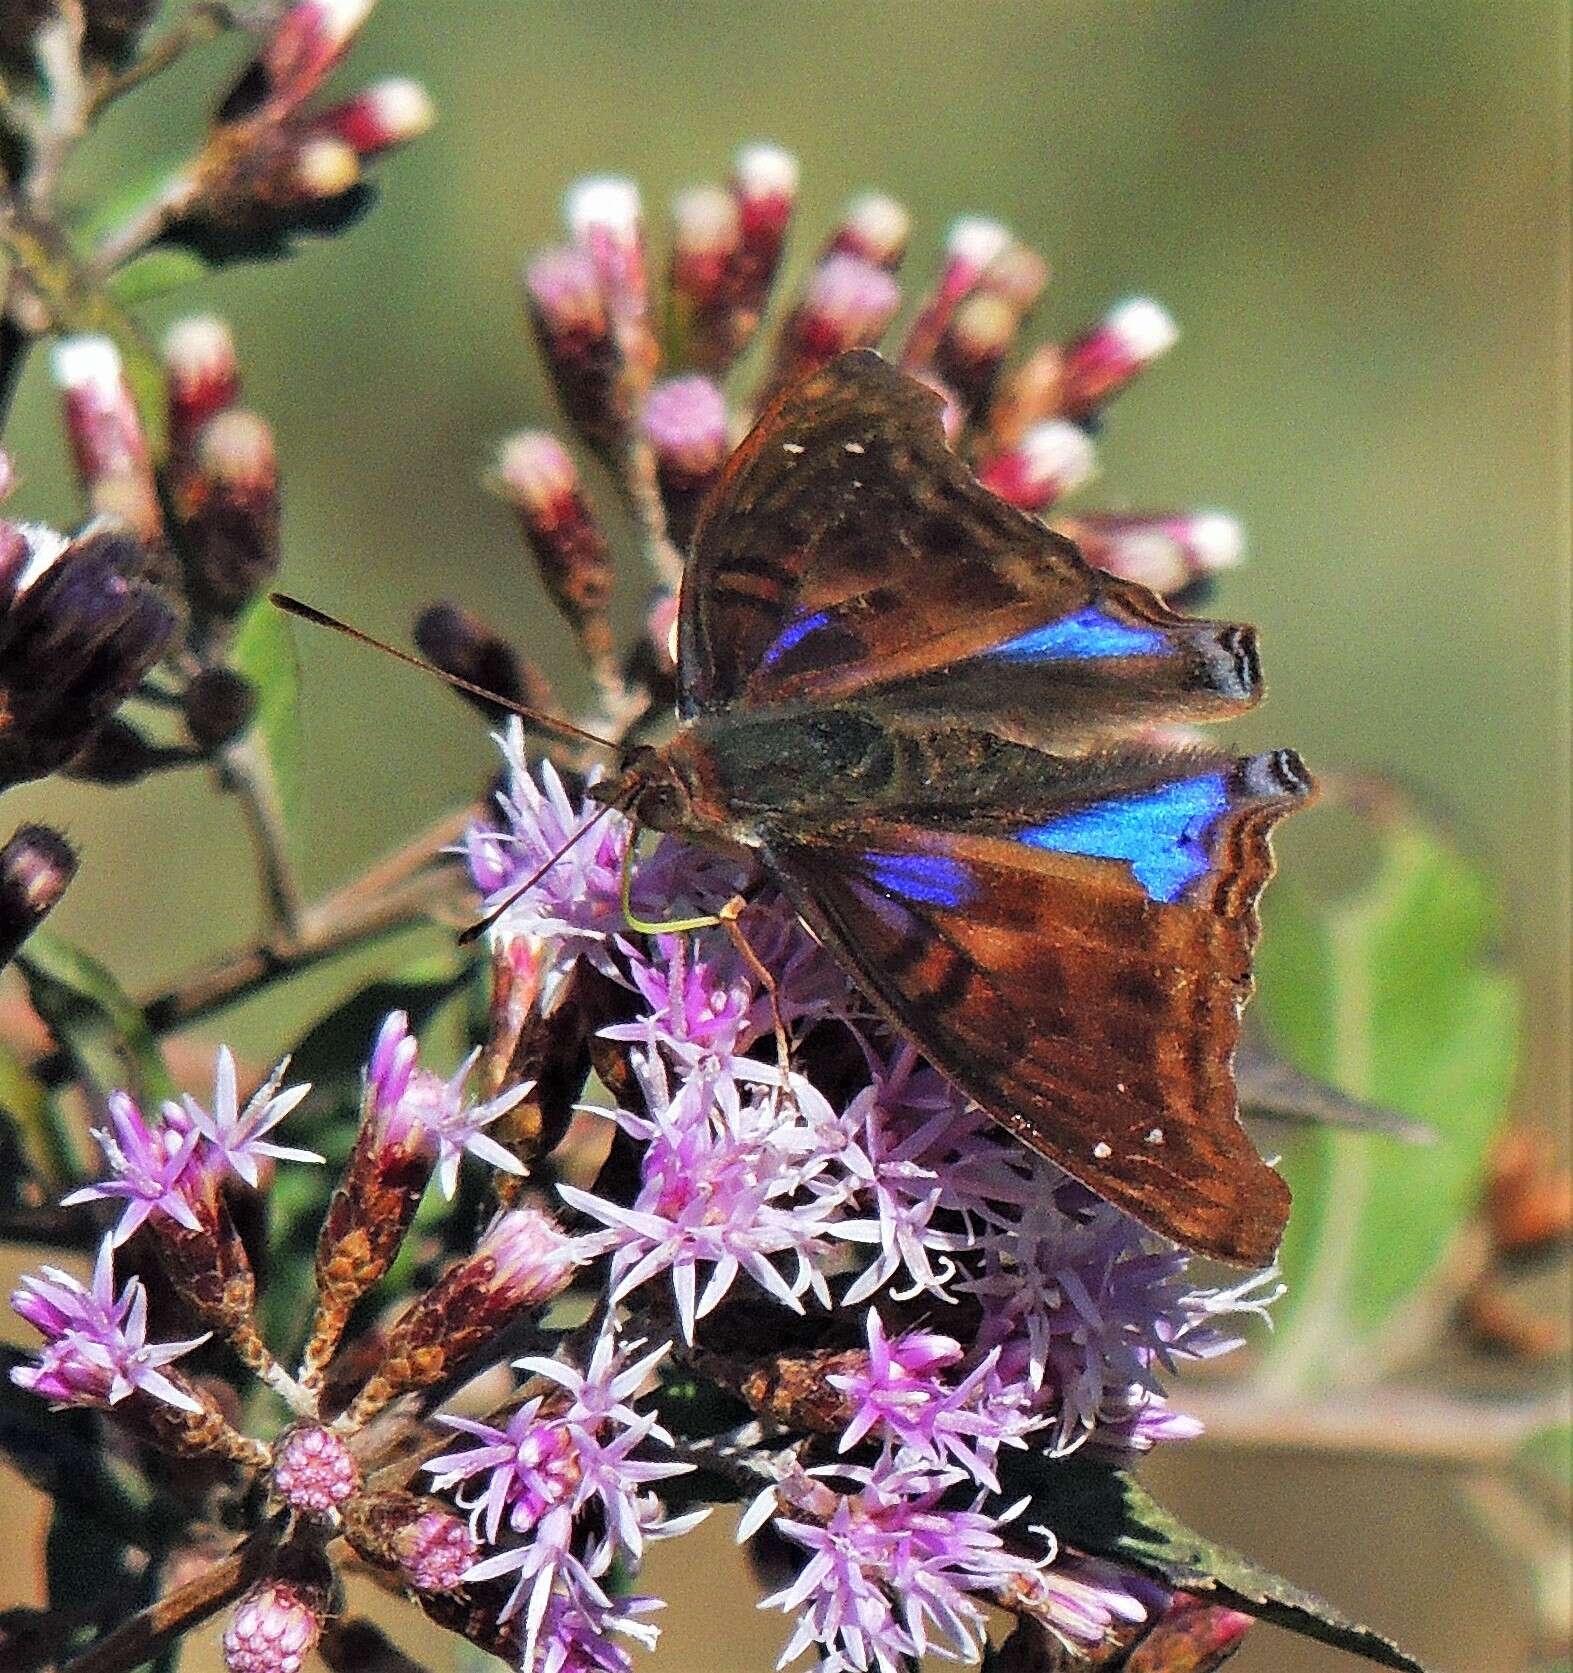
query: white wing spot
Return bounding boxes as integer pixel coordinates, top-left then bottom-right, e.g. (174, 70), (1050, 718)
(844, 440), (866, 454)
(782, 442), (805, 455)
(1145, 1127), (1165, 1146)
(1092, 1141), (1113, 1160)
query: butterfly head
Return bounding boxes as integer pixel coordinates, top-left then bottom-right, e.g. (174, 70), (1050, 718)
(595, 743), (698, 836)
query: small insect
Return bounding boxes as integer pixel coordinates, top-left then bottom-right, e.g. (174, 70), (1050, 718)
(279, 350), (1313, 1266)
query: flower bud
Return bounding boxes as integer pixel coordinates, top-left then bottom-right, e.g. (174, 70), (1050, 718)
(764, 253), (900, 400)
(340, 1205), (580, 1426)
(163, 316), (242, 460)
(931, 290), (1019, 419)
(171, 410), (281, 622)
(641, 375), (730, 549)
(183, 126), (364, 251)
(1058, 297), (1178, 420)
(52, 337), (163, 544)
(254, 0), (378, 117)
(825, 191), (911, 271)
(224, 1579), (324, 1673)
(978, 421), (1097, 511)
(314, 76), (435, 158)
(414, 601), (553, 725)
(668, 184), (742, 367)
(987, 338), (1067, 450)
(0, 824), (76, 968)
(183, 667), (260, 752)
(0, 520), (178, 791)
(901, 215), (1011, 373)
(1125, 1593), (1253, 1672)
(1055, 511), (1244, 597)
(272, 1424), (360, 1517)
(523, 245), (627, 456)
(566, 174), (647, 319)
(492, 431), (615, 639)
(728, 141), (797, 319)
(342, 1491), (478, 1594)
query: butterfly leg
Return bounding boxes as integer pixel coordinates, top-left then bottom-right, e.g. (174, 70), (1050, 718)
(717, 893), (795, 1093)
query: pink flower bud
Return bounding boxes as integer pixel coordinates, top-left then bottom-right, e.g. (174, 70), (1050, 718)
(258, 0), (377, 116)
(931, 290), (1020, 419)
(1127, 1592), (1253, 1671)
(1057, 512), (1244, 597)
(826, 192), (911, 271)
(523, 245), (627, 455)
(669, 184), (742, 312)
(172, 410), (281, 622)
(978, 420), (1097, 511)
(400, 1508), (478, 1594)
(0, 823), (76, 967)
(315, 76), (435, 158)
(273, 1424), (359, 1516)
(731, 141), (798, 268)
(51, 337), (162, 544)
(493, 431), (615, 631)
(163, 316), (241, 460)
(1059, 297), (1178, 419)
(901, 215), (1011, 372)
(641, 375), (730, 549)
(566, 175), (647, 317)
(765, 254), (900, 399)
(986, 338), (1067, 449)
(223, 1581), (322, 1673)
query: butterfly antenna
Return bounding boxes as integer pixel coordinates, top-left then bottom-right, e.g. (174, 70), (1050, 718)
(269, 592), (618, 754)
(458, 796), (628, 947)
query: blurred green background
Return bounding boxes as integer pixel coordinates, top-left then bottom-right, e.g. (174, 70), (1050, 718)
(0, 3), (1568, 1670)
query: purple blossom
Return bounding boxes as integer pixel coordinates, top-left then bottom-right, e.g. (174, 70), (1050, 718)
(180, 1046), (319, 1188)
(829, 1311), (1043, 1490)
(427, 1334), (699, 1627)
(752, 1455), (1051, 1672)
(364, 1009), (530, 1198)
(60, 1090), (203, 1245)
(10, 1235), (208, 1412)
(560, 1050), (840, 1341)
(535, 1586), (663, 1673)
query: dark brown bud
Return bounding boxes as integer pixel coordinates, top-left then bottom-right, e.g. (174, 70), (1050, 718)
(0, 825), (76, 968)
(0, 521), (179, 791)
(63, 716), (187, 784)
(522, 245), (628, 458)
(171, 410), (281, 622)
(414, 601), (553, 724)
(184, 668), (260, 752)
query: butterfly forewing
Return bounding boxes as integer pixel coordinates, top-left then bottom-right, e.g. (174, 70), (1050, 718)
(683, 350), (1264, 740)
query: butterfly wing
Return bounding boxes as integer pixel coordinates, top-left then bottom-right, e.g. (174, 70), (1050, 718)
(760, 743), (1312, 1265)
(681, 349), (1261, 739)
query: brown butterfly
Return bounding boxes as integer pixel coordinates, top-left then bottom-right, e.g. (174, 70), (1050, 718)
(282, 349), (1313, 1266)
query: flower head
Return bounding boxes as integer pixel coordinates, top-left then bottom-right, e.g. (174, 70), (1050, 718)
(61, 1090), (204, 1245)
(181, 1046), (318, 1188)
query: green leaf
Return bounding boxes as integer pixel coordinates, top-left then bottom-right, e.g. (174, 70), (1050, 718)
(1253, 805), (1520, 1388)
(230, 596), (304, 833)
(16, 933), (173, 1107)
(1512, 1419), (1573, 1519)
(104, 244), (211, 306)
(1016, 1454), (1428, 1671)
(0, 1040), (75, 1191)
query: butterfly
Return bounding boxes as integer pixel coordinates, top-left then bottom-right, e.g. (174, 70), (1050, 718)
(595, 349), (1312, 1267)
(277, 348), (1312, 1266)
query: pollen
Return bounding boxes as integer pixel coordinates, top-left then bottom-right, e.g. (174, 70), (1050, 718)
(1145, 1128), (1165, 1145)
(844, 441), (865, 454)
(1093, 1141), (1113, 1160)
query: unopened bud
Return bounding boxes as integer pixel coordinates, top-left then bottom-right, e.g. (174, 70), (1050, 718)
(978, 240), (1050, 311)
(642, 375), (730, 549)
(291, 134), (361, 201)
(183, 668), (259, 752)
(1056, 511), (1244, 597)
(172, 410), (281, 622)
(0, 521), (177, 791)
(52, 337), (162, 544)
(492, 431), (615, 638)
(272, 1424), (359, 1517)
(414, 601), (552, 724)
(1059, 297), (1178, 420)
(224, 1580), (324, 1673)
(255, 0), (377, 117)
(826, 191), (911, 271)
(901, 215), (1011, 372)
(63, 715), (183, 784)
(765, 253), (900, 399)
(523, 245), (627, 455)
(566, 174), (647, 318)
(343, 1491), (478, 1595)
(315, 76), (434, 157)
(0, 824), (76, 968)
(163, 316), (241, 461)
(987, 339), (1067, 449)
(693, 142), (797, 372)
(668, 184), (743, 370)
(341, 1206), (580, 1427)
(932, 290), (1020, 419)
(1126, 1593), (1253, 1672)
(977, 421), (1096, 512)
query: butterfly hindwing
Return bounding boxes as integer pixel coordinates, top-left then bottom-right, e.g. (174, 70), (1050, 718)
(759, 744), (1311, 1264)
(682, 350), (1263, 739)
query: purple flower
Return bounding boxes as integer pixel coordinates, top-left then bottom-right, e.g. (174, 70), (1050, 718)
(10, 1235), (208, 1411)
(427, 1333), (699, 1626)
(364, 1009), (530, 1198)
(752, 1455), (1050, 1672)
(536, 1585), (663, 1673)
(560, 1050), (840, 1341)
(180, 1046), (319, 1188)
(61, 1090), (203, 1245)
(829, 1311), (1042, 1489)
